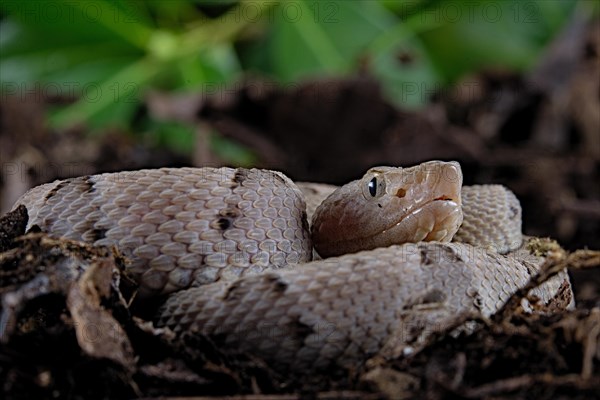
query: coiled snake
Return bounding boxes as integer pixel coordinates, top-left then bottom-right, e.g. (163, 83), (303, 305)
(13, 161), (572, 373)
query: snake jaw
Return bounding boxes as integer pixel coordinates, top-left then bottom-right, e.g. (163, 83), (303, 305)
(414, 199), (463, 242)
(370, 197), (463, 247)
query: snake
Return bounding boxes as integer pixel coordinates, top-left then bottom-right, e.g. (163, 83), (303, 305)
(11, 161), (572, 374)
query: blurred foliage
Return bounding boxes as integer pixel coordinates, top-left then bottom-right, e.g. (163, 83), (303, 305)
(0, 0), (594, 157)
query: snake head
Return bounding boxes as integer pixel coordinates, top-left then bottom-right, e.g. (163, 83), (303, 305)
(311, 161), (464, 257)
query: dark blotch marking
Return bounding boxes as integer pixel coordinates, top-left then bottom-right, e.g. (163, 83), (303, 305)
(215, 217), (231, 230)
(223, 273), (288, 301)
(419, 248), (433, 265)
(377, 203), (382, 208)
(470, 290), (484, 311)
(88, 228), (107, 241)
(233, 168), (249, 186)
(45, 176), (96, 202)
(81, 175), (96, 193)
(266, 274), (288, 293)
(270, 171), (286, 185)
(509, 205), (519, 219)
(453, 250), (464, 263)
(420, 289), (446, 304)
(289, 318), (315, 342)
(419, 244), (462, 265)
(224, 280), (243, 301)
(439, 244), (462, 263)
(215, 208), (241, 230)
(44, 180), (68, 201)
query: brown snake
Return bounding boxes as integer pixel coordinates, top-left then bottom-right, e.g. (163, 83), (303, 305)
(12, 161), (572, 373)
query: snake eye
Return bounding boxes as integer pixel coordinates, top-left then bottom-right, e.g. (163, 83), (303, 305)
(364, 174), (385, 199)
(368, 177), (377, 197)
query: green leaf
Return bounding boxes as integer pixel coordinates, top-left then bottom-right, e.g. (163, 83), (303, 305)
(1, 0), (251, 129)
(414, 0), (577, 82)
(48, 58), (161, 128)
(145, 119), (196, 154)
(255, 1), (397, 81)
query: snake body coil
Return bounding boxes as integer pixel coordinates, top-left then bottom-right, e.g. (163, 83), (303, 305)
(157, 243), (567, 372)
(12, 161), (572, 373)
(15, 167), (312, 296)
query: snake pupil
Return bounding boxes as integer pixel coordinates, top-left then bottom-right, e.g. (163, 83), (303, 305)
(368, 177), (377, 197)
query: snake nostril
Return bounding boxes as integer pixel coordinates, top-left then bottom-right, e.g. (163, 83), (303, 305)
(396, 188), (406, 198)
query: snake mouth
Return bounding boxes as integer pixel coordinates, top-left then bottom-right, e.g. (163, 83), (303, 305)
(434, 195), (453, 201)
(366, 195), (462, 243)
(388, 197), (462, 242)
(315, 196), (463, 258)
